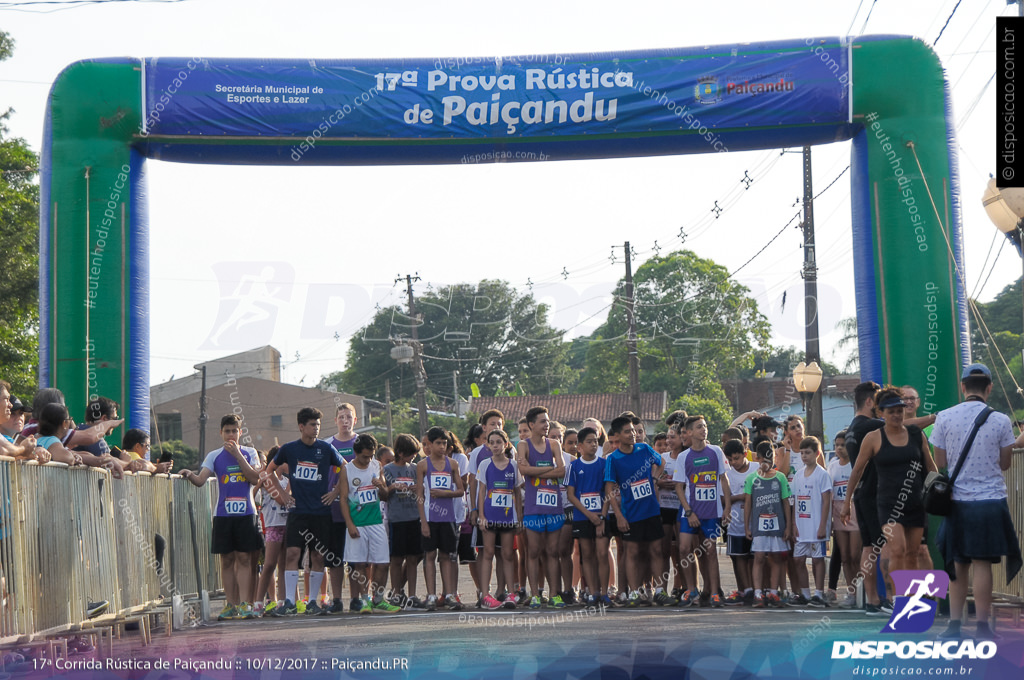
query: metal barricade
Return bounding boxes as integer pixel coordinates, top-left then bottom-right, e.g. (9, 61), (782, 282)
(993, 449), (1024, 602)
(0, 459), (221, 642)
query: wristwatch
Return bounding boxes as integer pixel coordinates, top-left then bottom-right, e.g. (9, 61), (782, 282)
(684, 509), (694, 518)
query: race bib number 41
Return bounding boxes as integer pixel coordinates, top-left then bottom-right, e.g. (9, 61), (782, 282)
(491, 489), (513, 508)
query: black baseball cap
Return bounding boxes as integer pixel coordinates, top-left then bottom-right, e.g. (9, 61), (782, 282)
(9, 396), (30, 413)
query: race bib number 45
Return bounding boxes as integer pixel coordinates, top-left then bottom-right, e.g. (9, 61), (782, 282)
(834, 480), (847, 501)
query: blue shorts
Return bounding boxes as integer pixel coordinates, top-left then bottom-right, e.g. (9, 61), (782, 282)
(679, 517), (722, 539)
(523, 513), (565, 533)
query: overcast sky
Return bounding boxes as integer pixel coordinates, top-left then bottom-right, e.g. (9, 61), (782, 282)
(0, 0), (1009, 392)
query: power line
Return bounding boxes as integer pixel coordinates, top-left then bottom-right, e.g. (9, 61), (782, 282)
(933, 0), (964, 45)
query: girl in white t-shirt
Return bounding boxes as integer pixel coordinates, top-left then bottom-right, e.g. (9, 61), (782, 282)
(827, 438), (861, 607)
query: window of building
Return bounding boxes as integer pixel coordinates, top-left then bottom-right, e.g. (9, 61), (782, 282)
(156, 413), (182, 442)
(270, 414), (283, 428)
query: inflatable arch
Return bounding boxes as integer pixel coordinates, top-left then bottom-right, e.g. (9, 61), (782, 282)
(41, 36), (968, 429)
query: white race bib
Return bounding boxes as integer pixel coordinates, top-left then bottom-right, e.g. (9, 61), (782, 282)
(581, 492), (602, 512)
(834, 480), (847, 501)
(430, 472), (452, 490)
(357, 485), (378, 505)
(797, 494), (811, 517)
(758, 513), (779, 532)
(294, 462), (320, 482)
(695, 484), (717, 503)
(490, 489), (513, 508)
(536, 488), (559, 507)
(224, 497), (247, 515)
(630, 479), (653, 500)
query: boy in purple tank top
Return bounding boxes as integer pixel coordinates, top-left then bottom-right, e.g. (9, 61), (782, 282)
(416, 426), (465, 611)
(182, 414), (263, 620)
(515, 406), (566, 609)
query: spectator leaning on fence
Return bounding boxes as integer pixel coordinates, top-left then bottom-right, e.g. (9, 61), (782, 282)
(0, 382), (44, 462)
(932, 363), (1023, 641)
(181, 414), (264, 620)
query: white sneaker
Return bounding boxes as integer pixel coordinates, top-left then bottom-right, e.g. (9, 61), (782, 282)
(839, 593), (857, 608)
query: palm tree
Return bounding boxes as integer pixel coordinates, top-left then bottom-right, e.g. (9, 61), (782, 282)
(835, 316), (859, 374)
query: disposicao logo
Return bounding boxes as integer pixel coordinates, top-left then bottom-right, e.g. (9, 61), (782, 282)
(831, 570), (998, 661)
(883, 570), (949, 634)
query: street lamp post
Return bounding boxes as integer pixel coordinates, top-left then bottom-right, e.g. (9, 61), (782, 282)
(793, 361), (824, 439)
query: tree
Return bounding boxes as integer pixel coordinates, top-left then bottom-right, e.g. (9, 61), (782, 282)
(970, 278), (1024, 417)
(578, 250), (770, 397)
(659, 363), (733, 438)
(741, 345), (842, 379)
(0, 31), (40, 397)
(320, 280), (573, 402)
(834, 316), (859, 374)
(155, 439), (200, 473)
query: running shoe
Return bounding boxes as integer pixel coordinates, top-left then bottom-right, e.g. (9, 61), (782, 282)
(350, 597), (363, 613)
(752, 595), (768, 609)
(825, 590), (839, 606)
(788, 593), (810, 607)
(372, 599), (402, 613)
(937, 622), (962, 639)
(217, 604), (238, 621)
(528, 595), (543, 609)
(263, 600), (279, 617)
(627, 591), (645, 607)
(839, 593), (857, 609)
(326, 599), (345, 615)
(743, 590), (756, 605)
(864, 602), (885, 616)
(879, 599), (894, 614)
(671, 587), (684, 600)
(86, 600), (109, 619)
(355, 598), (371, 615)
(561, 590), (577, 606)
(444, 595), (465, 611)
(615, 591), (630, 607)
(407, 596), (426, 610)
(237, 602), (259, 619)
(516, 587), (527, 603)
(766, 592), (784, 608)
(808, 595), (828, 608)
(296, 599), (307, 614)
(724, 590), (745, 606)
(548, 595), (566, 609)
(425, 594), (439, 611)
(682, 589), (700, 606)
(653, 591), (678, 606)
(388, 591), (406, 607)
(305, 601), (325, 616)
(481, 594), (503, 610)
(710, 593), (723, 608)
(269, 600), (298, 617)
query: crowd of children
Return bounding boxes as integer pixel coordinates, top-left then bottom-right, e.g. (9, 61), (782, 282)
(194, 402), (879, 618)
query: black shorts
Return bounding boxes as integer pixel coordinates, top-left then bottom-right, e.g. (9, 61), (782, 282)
(604, 515), (620, 538)
(390, 520), (423, 558)
(620, 515), (664, 543)
(854, 493), (884, 549)
(211, 515), (264, 555)
(727, 535), (753, 557)
(326, 521), (346, 568)
(285, 513), (332, 552)
(660, 507), (679, 526)
(422, 521), (459, 556)
(475, 526), (505, 548)
(573, 520), (597, 540)
(458, 531), (477, 564)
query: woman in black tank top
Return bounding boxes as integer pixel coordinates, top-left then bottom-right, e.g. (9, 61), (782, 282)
(842, 388), (937, 573)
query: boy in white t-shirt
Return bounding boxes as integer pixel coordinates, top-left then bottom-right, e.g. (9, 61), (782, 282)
(792, 436), (832, 608)
(723, 440), (756, 605)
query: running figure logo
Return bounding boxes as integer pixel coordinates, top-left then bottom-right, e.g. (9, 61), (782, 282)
(882, 570), (950, 634)
(202, 261), (294, 349)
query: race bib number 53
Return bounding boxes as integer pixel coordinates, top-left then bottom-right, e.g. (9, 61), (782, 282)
(759, 513), (779, 532)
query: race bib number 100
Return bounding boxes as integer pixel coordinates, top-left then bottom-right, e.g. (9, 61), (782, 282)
(536, 488), (559, 507)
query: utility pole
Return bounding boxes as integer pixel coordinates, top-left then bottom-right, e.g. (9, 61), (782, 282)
(802, 147), (824, 441)
(624, 241), (641, 417)
(399, 273), (430, 438)
(385, 378), (394, 447)
(198, 366), (208, 455)
(452, 370), (460, 416)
